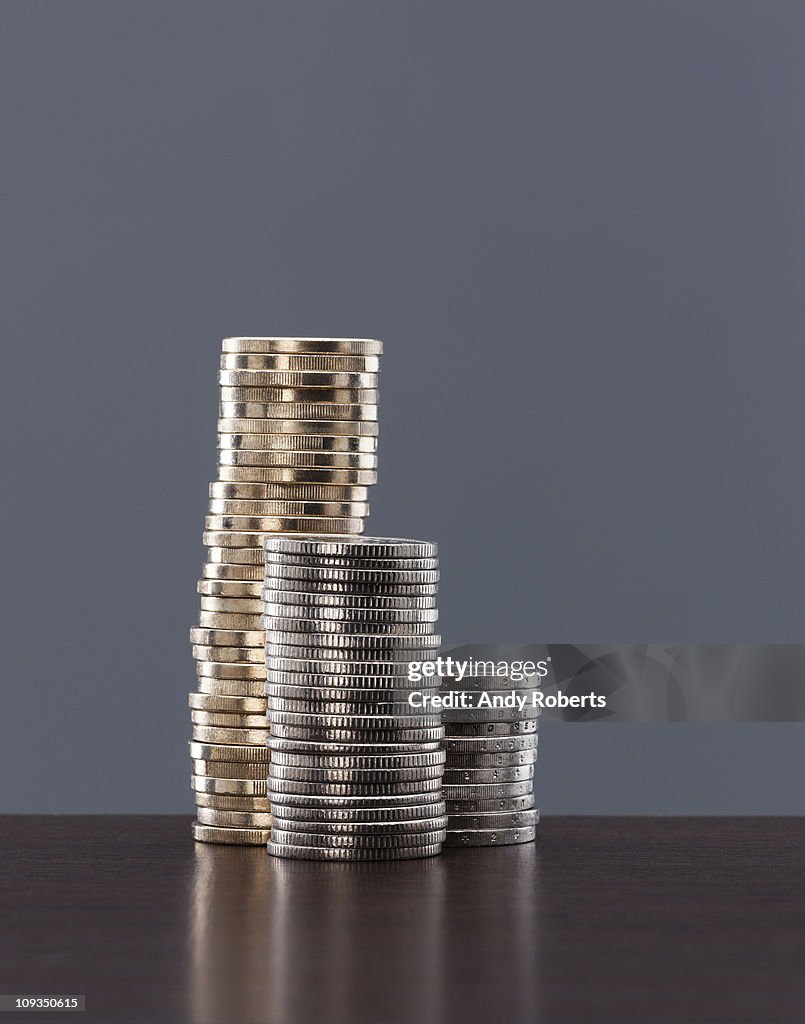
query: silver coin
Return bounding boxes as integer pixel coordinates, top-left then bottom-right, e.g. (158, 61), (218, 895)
(188, 741), (270, 763)
(194, 792), (270, 811)
(264, 536), (436, 559)
(265, 643), (437, 661)
(446, 675), (543, 691)
(265, 674), (436, 693)
(268, 765), (444, 784)
(441, 766), (534, 784)
(271, 751), (445, 769)
(268, 591), (437, 610)
(269, 723), (444, 744)
(268, 777), (443, 797)
(188, 692), (267, 714)
(444, 749), (538, 768)
(267, 698), (428, 717)
(219, 337), (383, 356)
(267, 710), (441, 729)
(446, 808), (539, 830)
(264, 564), (439, 585)
(270, 816), (448, 836)
(261, 617), (436, 636)
(266, 657), (421, 677)
(269, 801), (446, 823)
(191, 775), (268, 796)
(269, 827), (446, 849)
(264, 632), (440, 651)
(444, 795), (536, 815)
(444, 734), (539, 753)
(442, 781), (533, 800)
(265, 580), (439, 597)
(263, 553), (438, 570)
(268, 736), (443, 754)
(263, 602), (438, 623)
(444, 720), (538, 736)
(270, 791), (445, 810)
(267, 842), (441, 861)
(441, 707), (540, 724)
(443, 826), (537, 847)
(265, 685), (436, 703)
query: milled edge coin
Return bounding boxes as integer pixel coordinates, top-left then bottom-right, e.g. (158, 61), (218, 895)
(216, 464), (378, 484)
(220, 337), (383, 356)
(441, 781), (534, 800)
(270, 817), (449, 836)
(444, 750), (538, 767)
(269, 801), (445, 823)
(269, 827), (446, 848)
(196, 807), (272, 828)
(189, 692), (267, 713)
(193, 822), (270, 845)
(189, 741), (270, 763)
(219, 352), (380, 371)
(267, 842), (441, 861)
(264, 535), (437, 559)
(191, 775), (268, 796)
(218, 369), (378, 388)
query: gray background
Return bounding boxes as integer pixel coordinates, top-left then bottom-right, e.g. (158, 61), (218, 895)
(2, 1), (805, 813)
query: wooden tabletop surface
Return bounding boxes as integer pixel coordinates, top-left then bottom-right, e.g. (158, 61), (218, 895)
(1, 816), (802, 1024)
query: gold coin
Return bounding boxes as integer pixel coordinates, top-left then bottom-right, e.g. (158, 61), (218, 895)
(196, 677), (266, 697)
(205, 507), (368, 527)
(216, 465), (378, 485)
(217, 381), (379, 404)
(191, 644), (265, 663)
(209, 482), (370, 501)
(198, 610), (262, 630)
(191, 759), (269, 779)
(201, 560), (264, 578)
(217, 418), (379, 436)
(219, 370), (377, 388)
(218, 450), (378, 469)
(205, 521), (364, 546)
(196, 807), (272, 829)
(192, 725), (270, 744)
(190, 740), (270, 762)
(196, 659), (266, 679)
(219, 401), (378, 421)
(190, 627), (264, 647)
(192, 775), (268, 795)
(191, 709), (268, 728)
(197, 579), (264, 598)
(221, 337), (382, 356)
(219, 352), (380, 372)
(205, 547), (264, 564)
(192, 823), (270, 845)
(189, 692), (267, 713)
(194, 792), (270, 811)
(218, 434), (377, 453)
(200, 596), (264, 613)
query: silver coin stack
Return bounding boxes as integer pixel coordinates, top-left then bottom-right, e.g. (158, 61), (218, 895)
(441, 675), (540, 847)
(263, 535), (448, 861)
(190, 337), (382, 845)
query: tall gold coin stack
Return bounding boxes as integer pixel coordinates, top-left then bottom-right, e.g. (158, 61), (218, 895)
(190, 337), (383, 845)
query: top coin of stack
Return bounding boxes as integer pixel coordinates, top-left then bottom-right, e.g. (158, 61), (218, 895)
(191, 338), (382, 846)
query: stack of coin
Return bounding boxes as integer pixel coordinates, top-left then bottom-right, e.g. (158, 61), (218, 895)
(190, 338), (383, 845)
(441, 675), (540, 847)
(263, 535), (447, 861)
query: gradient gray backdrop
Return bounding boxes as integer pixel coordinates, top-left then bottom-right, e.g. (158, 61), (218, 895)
(3, 1), (805, 813)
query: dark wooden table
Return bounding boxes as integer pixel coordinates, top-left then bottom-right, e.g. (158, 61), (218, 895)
(1, 817), (803, 1023)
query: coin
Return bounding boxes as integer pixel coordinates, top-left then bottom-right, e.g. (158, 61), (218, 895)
(444, 795), (536, 815)
(191, 759), (269, 779)
(190, 710), (268, 728)
(442, 826), (537, 847)
(218, 417), (379, 436)
(441, 766), (534, 784)
(216, 465), (378, 484)
(268, 724), (444, 745)
(444, 750), (538, 768)
(271, 817), (449, 836)
(219, 352), (380, 372)
(209, 499), (369, 517)
(196, 807), (272, 828)
(217, 380), (379, 401)
(262, 617), (435, 636)
(264, 564), (439, 584)
(265, 644), (435, 663)
(269, 802), (445, 823)
(209, 482), (371, 502)
(268, 737), (442, 754)
(189, 741), (270, 763)
(192, 725), (269, 744)
(268, 591), (437, 610)
(265, 536), (437, 559)
(194, 823), (271, 845)
(266, 656), (421, 676)
(267, 842), (440, 861)
(440, 707), (540, 723)
(268, 778), (443, 797)
(268, 698), (423, 717)
(446, 809), (540, 830)
(194, 792), (270, 811)
(192, 644), (264, 663)
(200, 597), (264, 613)
(442, 781), (533, 800)
(221, 337), (383, 356)
(267, 711), (441, 730)
(265, 681), (435, 699)
(271, 751), (445, 769)
(198, 611), (262, 629)
(217, 449), (378, 469)
(188, 693), (267, 713)
(263, 602), (438, 622)
(206, 506), (369, 526)
(220, 402), (378, 421)
(219, 434), (377, 453)
(196, 659), (266, 679)
(205, 523), (364, 546)
(444, 720), (539, 736)
(263, 552), (439, 570)
(191, 775), (268, 796)
(266, 579), (438, 597)
(269, 791), (444, 809)
(268, 765), (444, 784)
(190, 627), (264, 647)
(196, 677), (266, 697)
(201, 562), (265, 579)
(264, 633), (440, 652)
(219, 369), (377, 388)
(269, 828), (445, 849)
(445, 734), (539, 753)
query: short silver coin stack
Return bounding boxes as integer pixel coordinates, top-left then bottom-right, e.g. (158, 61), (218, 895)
(263, 535), (447, 861)
(441, 675), (540, 846)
